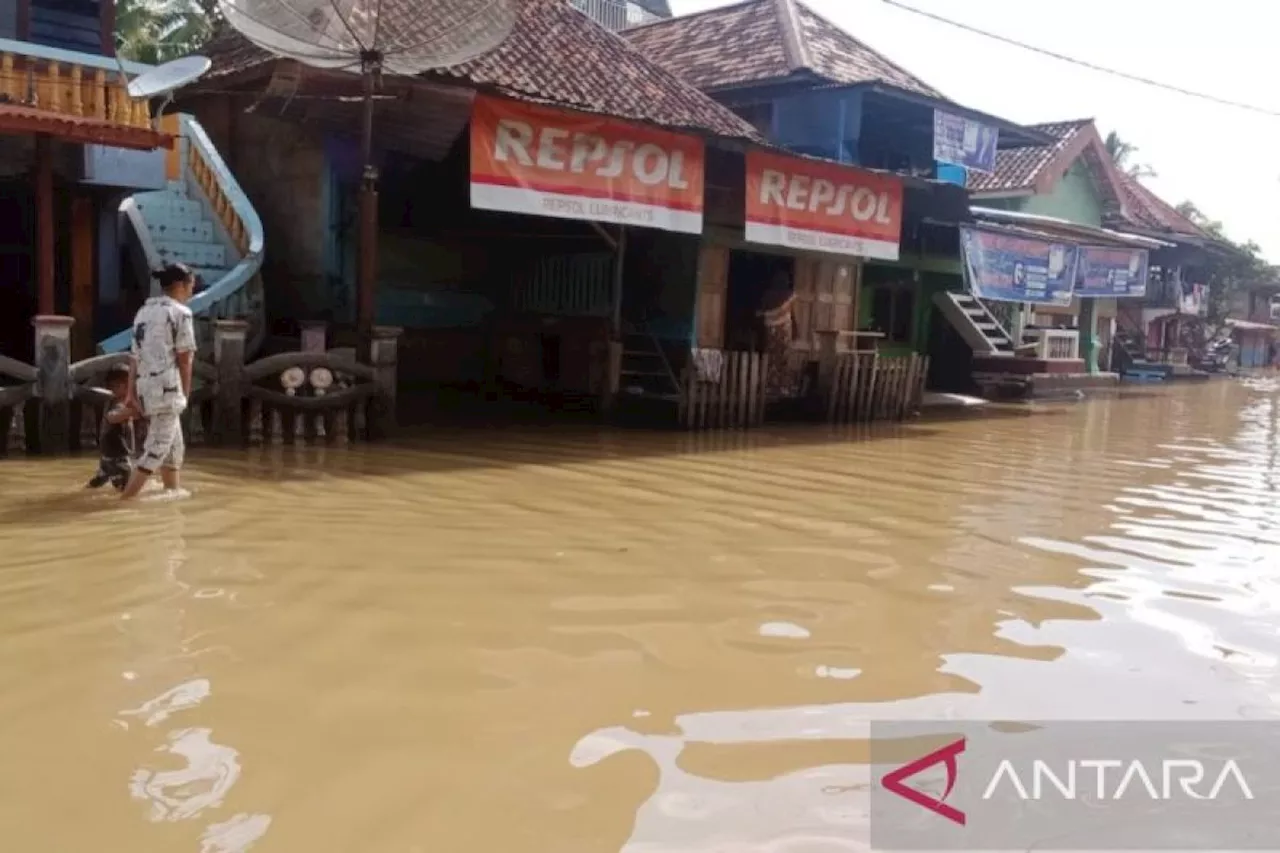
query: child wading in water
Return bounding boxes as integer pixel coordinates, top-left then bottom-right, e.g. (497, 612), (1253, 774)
(86, 364), (141, 491)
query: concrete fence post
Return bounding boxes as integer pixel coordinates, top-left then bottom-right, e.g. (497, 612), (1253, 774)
(300, 321), (327, 354)
(33, 315), (74, 454)
(367, 325), (402, 440)
(212, 319), (248, 446)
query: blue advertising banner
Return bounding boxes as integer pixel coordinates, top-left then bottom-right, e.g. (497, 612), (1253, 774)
(1076, 245), (1150, 298)
(959, 226), (1079, 306)
(933, 110), (999, 174)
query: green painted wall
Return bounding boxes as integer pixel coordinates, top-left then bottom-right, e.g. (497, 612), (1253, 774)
(1014, 160), (1105, 227)
(860, 263), (962, 356)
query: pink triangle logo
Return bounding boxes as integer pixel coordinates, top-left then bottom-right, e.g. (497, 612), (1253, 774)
(881, 737), (966, 826)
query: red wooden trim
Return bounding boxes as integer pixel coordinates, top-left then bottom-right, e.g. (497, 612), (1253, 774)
(0, 104), (173, 151)
(70, 194), (96, 359)
(35, 134), (54, 316)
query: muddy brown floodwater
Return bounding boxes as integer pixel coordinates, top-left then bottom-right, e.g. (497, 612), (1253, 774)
(1, 379), (1279, 851)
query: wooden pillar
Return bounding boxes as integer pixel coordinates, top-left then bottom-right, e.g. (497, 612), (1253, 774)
(366, 325), (401, 440)
(357, 187), (379, 329)
(212, 319), (248, 446)
(70, 195), (95, 361)
(35, 135), (55, 317)
(610, 227), (626, 339)
(32, 315), (74, 454)
(695, 244), (728, 349)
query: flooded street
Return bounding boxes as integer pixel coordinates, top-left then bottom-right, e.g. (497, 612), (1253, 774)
(2, 380), (1280, 851)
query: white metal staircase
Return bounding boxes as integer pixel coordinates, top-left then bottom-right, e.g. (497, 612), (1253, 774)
(933, 290), (1015, 356)
(99, 114), (265, 356)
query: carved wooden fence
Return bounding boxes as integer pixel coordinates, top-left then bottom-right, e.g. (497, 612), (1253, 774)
(826, 352), (928, 424)
(1, 320), (401, 456)
(678, 350), (768, 430)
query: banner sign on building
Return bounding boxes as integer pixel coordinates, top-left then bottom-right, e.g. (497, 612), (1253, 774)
(933, 110), (999, 175)
(469, 95), (705, 235)
(744, 149), (903, 260)
(960, 225), (1079, 306)
(1076, 246), (1149, 298)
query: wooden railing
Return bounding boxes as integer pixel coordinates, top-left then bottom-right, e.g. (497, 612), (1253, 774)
(0, 41), (150, 130)
(183, 114), (266, 355)
(826, 352), (928, 424)
(678, 350), (768, 430)
(100, 114), (266, 357)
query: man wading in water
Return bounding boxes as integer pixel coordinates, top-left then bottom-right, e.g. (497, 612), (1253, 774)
(121, 263), (199, 500)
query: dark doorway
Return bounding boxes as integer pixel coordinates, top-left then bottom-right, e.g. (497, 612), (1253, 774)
(926, 303), (975, 393)
(726, 249), (793, 350)
(0, 179), (35, 363)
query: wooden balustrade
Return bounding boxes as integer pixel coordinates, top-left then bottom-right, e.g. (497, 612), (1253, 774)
(188, 144), (250, 255)
(0, 49), (151, 129)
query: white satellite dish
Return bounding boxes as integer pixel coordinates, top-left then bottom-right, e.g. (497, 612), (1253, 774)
(126, 55), (212, 123)
(216, 0), (519, 330)
(127, 55), (212, 99)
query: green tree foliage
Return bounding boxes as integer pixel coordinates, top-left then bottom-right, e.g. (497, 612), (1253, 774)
(1174, 202), (1280, 329)
(115, 0), (220, 64)
(1103, 130), (1157, 179)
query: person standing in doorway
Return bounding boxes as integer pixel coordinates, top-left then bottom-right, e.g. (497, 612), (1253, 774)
(121, 263), (199, 500)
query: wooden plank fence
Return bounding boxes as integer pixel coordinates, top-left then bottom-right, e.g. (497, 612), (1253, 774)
(827, 352), (928, 424)
(678, 350), (768, 430)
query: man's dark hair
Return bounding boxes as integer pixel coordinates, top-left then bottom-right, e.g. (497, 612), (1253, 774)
(152, 262), (193, 290)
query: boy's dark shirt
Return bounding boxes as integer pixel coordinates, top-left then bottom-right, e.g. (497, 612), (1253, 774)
(87, 405), (135, 490)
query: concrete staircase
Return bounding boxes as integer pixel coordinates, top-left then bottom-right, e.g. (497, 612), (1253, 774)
(933, 290), (1015, 356)
(99, 113), (265, 357)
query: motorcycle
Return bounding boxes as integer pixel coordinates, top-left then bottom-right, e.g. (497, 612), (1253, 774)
(1190, 338), (1233, 373)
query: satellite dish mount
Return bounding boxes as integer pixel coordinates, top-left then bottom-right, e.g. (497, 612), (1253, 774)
(126, 55), (213, 125)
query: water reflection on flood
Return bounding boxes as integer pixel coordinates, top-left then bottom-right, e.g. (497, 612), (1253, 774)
(0, 381), (1278, 851)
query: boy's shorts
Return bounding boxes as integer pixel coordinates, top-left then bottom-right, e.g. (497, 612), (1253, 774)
(137, 411), (185, 473)
(87, 457), (132, 490)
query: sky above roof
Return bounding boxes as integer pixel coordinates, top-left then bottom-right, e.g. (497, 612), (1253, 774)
(670, 0), (1279, 261)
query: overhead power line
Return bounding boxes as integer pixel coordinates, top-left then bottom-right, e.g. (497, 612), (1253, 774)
(880, 0), (1280, 118)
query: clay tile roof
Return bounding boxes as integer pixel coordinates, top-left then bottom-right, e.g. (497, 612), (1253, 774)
(199, 0), (759, 141)
(965, 119), (1092, 194)
(1114, 173), (1207, 238)
(622, 0), (940, 96)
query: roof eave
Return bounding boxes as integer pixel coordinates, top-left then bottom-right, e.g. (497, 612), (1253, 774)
(970, 188), (1034, 199)
(856, 82), (1054, 147)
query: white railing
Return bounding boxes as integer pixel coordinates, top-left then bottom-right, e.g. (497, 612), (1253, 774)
(99, 113), (266, 355)
(1022, 328), (1080, 360)
(568, 0), (663, 31)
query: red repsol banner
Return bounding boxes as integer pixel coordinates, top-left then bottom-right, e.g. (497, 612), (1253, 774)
(470, 95), (705, 235)
(745, 149), (904, 260)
